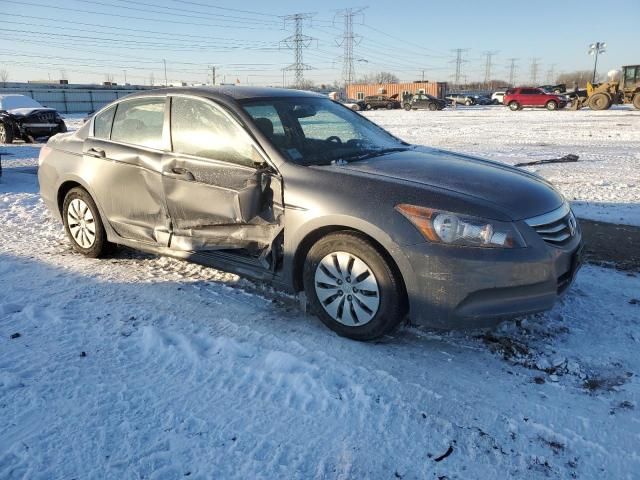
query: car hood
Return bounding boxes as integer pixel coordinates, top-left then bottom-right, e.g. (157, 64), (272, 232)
(338, 148), (564, 220)
(8, 107), (57, 117)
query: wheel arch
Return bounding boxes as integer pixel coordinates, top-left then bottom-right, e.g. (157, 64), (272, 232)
(289, 222), (411, 312)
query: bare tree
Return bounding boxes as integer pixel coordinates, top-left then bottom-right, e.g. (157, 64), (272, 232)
(356, 71), (399, 84)
(556, 70), (594, 89)
(0, 68), (9, 86)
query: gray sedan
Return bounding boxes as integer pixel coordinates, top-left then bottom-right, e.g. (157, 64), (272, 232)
(38, 87), (583, 341)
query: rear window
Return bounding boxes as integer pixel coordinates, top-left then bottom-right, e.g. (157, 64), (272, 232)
(111, 98), (165, 149)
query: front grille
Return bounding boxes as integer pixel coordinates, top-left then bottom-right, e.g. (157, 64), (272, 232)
(525, 204), (577, 246)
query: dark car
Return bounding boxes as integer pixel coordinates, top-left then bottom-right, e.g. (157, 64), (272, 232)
(403, 93), (447, 111)
(538, 84), (567, 94)
(504, 88), (569, 111)
(472, 94), (492, 105)
(363, 94), (400, 110)
(0, 95), (67, 144)
(38, 87), (582, 341)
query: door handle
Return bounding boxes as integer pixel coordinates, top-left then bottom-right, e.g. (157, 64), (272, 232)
(86, 147), (105, 158)
(168, 167), (195, 181)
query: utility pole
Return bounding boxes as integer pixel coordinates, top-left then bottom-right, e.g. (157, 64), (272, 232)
(507, 58), (519, 86)
(335, 8), (365, 90)
(450, 48), (469, 88)
(483, 50), (499, 89)
(211, 66), (216, 86)
(123, 70), (127, 84)
(588, 42), (606, 83)
(280, 13), (315, 89)
(530, 57), (541, 85)
(422, 69), (425, 82)
(163, 59), (167, 86)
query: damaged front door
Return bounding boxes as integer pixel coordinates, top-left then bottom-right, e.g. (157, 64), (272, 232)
(163, 95), (282, 253)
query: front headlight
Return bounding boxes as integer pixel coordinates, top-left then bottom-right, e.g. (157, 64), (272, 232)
(396, 204), (526, 248)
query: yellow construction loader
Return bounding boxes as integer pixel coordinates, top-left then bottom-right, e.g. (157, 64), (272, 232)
(570, 64), (640, 110)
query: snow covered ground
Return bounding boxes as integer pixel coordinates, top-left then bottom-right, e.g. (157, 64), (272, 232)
(366, 105), (640, 226)
(1, 112), (639, 479)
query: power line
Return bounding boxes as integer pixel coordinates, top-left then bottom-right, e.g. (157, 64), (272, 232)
(335, 8), (366, 88)
(280, 13), (316, 88)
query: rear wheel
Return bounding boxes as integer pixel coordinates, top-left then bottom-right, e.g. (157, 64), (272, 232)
(508, 101), (521, 111)
(589, 92), (611, 110)
(365, 103), (373, 110)
(0, 122), (13, 144)
(303, 232), (406, 341)
(545, 100), (558, 111)
(465, 100), (472, 106)
(403, 103), (412, 111)
(633, 94), (640, 110)
(63, 187), (110, 258)
(386, 103), (393, 110)
(428, 103), (437, 111)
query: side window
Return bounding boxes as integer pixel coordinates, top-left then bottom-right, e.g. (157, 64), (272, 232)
(171, 97), (257, 168)
(111, 98), (165, 149)
(521, 89), (536, 95)
(93, 105), (116, 139)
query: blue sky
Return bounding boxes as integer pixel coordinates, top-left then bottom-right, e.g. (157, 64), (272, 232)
(0, 0), (638, 86)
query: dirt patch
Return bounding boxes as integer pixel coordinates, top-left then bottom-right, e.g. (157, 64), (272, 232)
(579, 219), (640, 272)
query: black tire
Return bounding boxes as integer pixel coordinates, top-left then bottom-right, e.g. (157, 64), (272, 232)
(62, 187), (110, 258)
(589, 93), (611, 111)
(303, 232), (406, 341)
(403, 103), (412, 111)
(365, 103), (373, 110)
(508, 101), (520, 111)
(428, 103), (437, 111)
(0, 122), (13, 144)
(545, 100), (558, 111)
(57, 121), (68, 133)
(633, 94), (640, 110)
(350, 104), (360, 111)
(465, 100), (472, 106)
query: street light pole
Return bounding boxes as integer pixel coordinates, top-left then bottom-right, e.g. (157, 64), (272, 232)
(588, 42), (606, 84)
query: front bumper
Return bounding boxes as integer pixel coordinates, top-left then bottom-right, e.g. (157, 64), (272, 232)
(402, 220), (583, 329)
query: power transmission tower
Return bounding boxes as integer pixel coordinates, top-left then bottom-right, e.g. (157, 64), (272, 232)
(280, 13), (315, 89)
(530, 57), (541, 85)
(483, 50), (499, 89)
(506, 58), (519, 86)
(546, 64), (556, 84)
(450, 48), (469, 88)
(335, 8), (365, 89)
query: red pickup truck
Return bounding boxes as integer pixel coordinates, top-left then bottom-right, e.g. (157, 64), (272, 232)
(503, 87), (568, 111)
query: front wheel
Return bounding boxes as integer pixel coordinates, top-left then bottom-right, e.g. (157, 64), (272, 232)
(589, 92), (611, 110)
(403, 104), (412, 111)
(63, 187), (110, 258)
(428, 103), (437, 111)
(303, 232), (406, 341)
(0, 122), (13, 144)
(350, 104), (360, 111)
(508, 101), (520, 111)
(633, 94), (640, 110)
(545, 100), (558, 111)
(365, 103), (373, 110)
(465, 100), (472, 106)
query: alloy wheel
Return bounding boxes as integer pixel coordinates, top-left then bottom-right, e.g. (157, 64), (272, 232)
(67, 198), (96, 248)
(314, 251), (380, 326)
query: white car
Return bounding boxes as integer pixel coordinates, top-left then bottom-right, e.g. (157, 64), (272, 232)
(491, 91), (506, 105)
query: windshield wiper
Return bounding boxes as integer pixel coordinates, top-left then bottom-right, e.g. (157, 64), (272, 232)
(339, 147), (412, 163)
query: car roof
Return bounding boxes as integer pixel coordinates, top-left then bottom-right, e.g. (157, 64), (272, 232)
(121, 86), (325, 102)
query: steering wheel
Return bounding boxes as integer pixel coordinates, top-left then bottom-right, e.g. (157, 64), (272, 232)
(326, 135), (342, 144)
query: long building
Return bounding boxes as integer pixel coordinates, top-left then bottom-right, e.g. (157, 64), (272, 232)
(346, 81), (447, 100)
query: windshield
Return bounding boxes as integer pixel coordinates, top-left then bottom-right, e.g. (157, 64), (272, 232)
(0, 95), (44, 111)
(241, 97), (408, 165)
